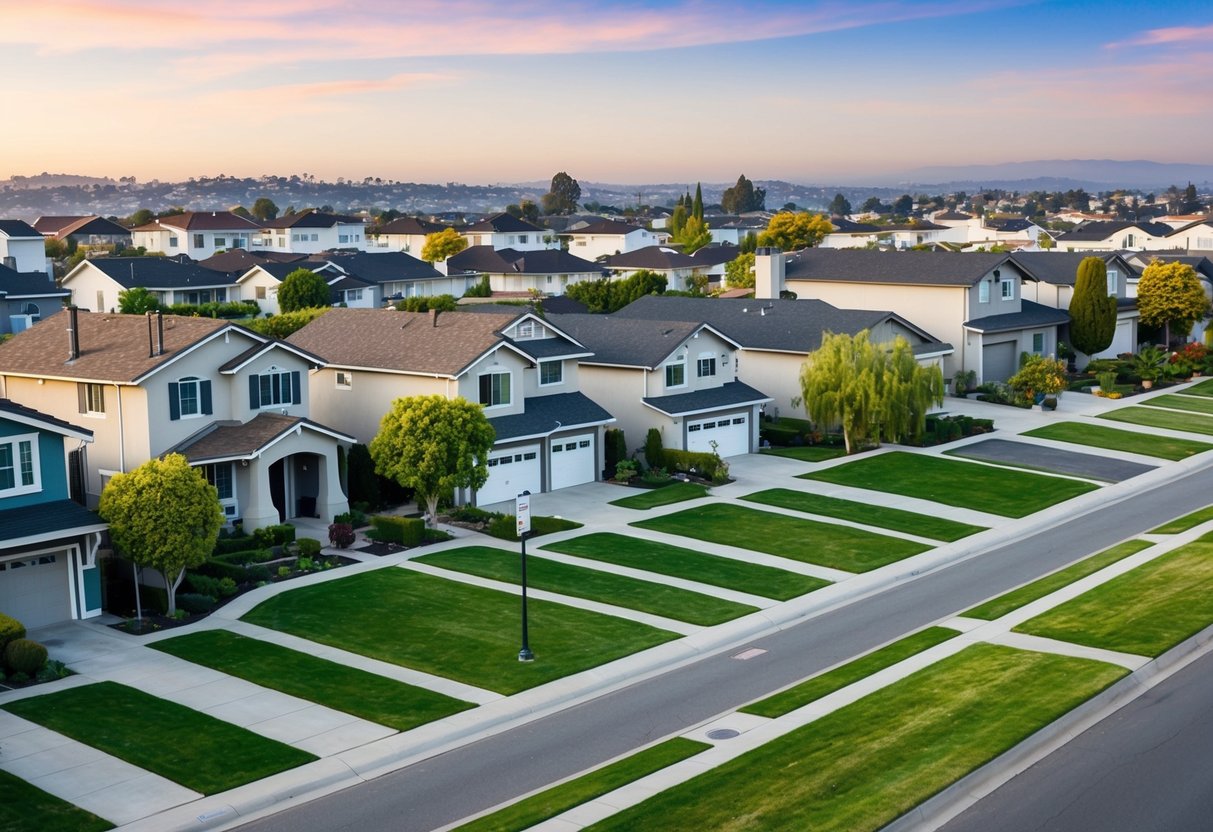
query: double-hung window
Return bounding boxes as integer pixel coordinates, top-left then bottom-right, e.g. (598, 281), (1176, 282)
(249, 367), (301, 409)
(0, 434), (39, 495)
(1107, 269), (1119, 297)
(665, 359), (686, 388)
(78, 383), (105, 415)
(479, 371), (511, 407)
(1000, 279), (1014, 300)
(169, 376), (212, 420)
(978, 281), (990, 303)
(697, 356), (717, 378)
(193, 233), (205, 248)
(539, 360), (562, 386)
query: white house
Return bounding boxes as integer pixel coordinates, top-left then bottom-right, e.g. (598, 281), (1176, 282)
(561, 218), (661, 260)
(131, 212), (263, 259)
(252, 211), (369, 254)
(460, 213), (555, 251)
(0, 220), (50, 275)
(367, 216), (450, 255)
(62, 257), (239, 312)
(446, 247), (603, 296)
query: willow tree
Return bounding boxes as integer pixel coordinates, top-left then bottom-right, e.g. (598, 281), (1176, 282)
(1069, 257), (1116, 357)
(874, 336), (945, 445)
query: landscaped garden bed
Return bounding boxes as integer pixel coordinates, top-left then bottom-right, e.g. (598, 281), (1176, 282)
(444, 506), (582, 541)
(0, 612), (71, 692)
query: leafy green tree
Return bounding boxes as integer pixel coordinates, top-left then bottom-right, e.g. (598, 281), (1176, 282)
(860, 196), (885, 214)
(243, 307), (329, 339)
(828, 193), (852, 216)
(127, 208), (155, 228)
(98, 454), (223, 615)
(118, 286), (162, 314)
(757, 212), (833, 251)
(231, 205), (252, 219)
(395, 295), (459, 312)
(892, 194), (914, 216)
(44, 238), (67, 259)
(504, 200), (540, 222)
(874, 337), (944, 444)
(672, 215), (712, 254)
(542, 172), (581, 215)
(739, 232), (758, 254)
(1069, 257), (1116, 356)
(668, 203), (688, 240)
(725, 252), (755, 289)
(1137, 260), (1210, 345)
(277, 268), (331, 312)
(720, 174), (765, 214)
(252, 197), (279, 221)
(565, 270), (667, 313)
(369, 395), (496, 524)
(421, 228), (468, 262)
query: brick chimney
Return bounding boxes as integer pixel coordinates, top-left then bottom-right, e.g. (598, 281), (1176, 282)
(754, 248), (785, 300)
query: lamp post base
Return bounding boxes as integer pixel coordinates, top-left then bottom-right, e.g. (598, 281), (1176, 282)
(518, 647), (534, 662)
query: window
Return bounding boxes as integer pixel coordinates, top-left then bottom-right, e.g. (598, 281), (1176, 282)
(339, 234), (350, 244)
(978, 281), (990, 303)
(517, 320), (536, 339)
(168, 235), (179, 248)
(203, 463), (233, 500)
(95, 290), (105, 312)
(479, 371), (511, 407)
(335, 371), (352, 390)
(255, 286), (266, 300)
(345, 288), (363, 302)
(1125, 233), (1135, 248)
(78, 383), (105, 415)
(249, 367), (300, 409)
(1032, 333), (1044, 354)
(292, 233), (303, 242)
(311, 233), (319, 242)
(193, 234), (204, 248)
(518, 235), (528, 244)
(22, 302), (40, 321)
(0, 434), (39, 495)
(1107, 268), (1119, 297)
(697, 356), (717, 378)
(1000, 279), (1014, 300)
(665, 359), (686, 388)
(539, 360), (562, 386)
(169, 376), (212, 420)
(215, 237), (226, 248)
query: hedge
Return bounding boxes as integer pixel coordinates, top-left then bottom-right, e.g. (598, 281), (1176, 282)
(369, 515), (426, 546)
(661, 449), (724, 479)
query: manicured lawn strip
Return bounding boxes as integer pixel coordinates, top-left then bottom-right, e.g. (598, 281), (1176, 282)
(1100, 407), (1213, 436)
(1151, 505), (1213, 533)
(414, 547), (755, 626)
(801, 451), (1097, 517)
(742, 489), (983, 542)
(633, 504), (928, 573)
(759, 445), (846, 462)
(542, 533), (826, 601)
(741, 627), (958, 718)
(0, 768), (112, 832)
(1140, 393), (1213, 415)
(454, 738), (709, 832)
(1016, 538), (1213, 656)
(243, 570), (676, 695)
(585, 644), (1126, 832)
(1179, 378), (1213, 397)
(964, 540), (1154, 621)
(609, 482), (708, 510)
(151, 630), (474, 732)
(1021, 421), (1212, 461)
(1, 682), (315, 795)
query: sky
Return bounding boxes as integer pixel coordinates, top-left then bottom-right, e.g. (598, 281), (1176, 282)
(1, 0), (1211, 185)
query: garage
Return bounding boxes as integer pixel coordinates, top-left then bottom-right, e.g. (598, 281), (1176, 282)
(549, 434), (595, 491)
(478, 444), (542, 506)
(687, 413), (750, 457)
(982, 341), (1018, 383)
(1095, 319), (1135, 359)
(0, 550), (72, 630)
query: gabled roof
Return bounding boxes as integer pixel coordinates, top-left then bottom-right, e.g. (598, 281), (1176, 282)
(1056, 220), (1174, 241)
(375, 216), (450, 236)
(33, 215), (130, 239)
(217, 339), (328, 374)
(170, 413), (354, 464)
(0, 398), (92, 442)
(198, 249), (308, 273)
(132, 211), (262, 233)
(963, 299), (1070, 333)
(1127, 254), (1213, 282)
(642, 380), (771, 418)
(562, 218), (647, 237)
(319, 251), (444, 283)
(689, 245), (741, 267)
(985, 218), (1034, 232)
(1009, 252), (1135, 286)
(461, 213), (545, 234)
(549, 314), (735, 368)
(1168, 217), (1213, 236)
(488, 392), (614, 442)
(934, 210), (973, 221)
(783, 249), (1016, 287)
(0, 220), (41, 239)
(0, 500), (106, 547)
(0, 263), (70, 298)
(827, 218), (881, 233)
(259, 210), (365, 229)
(70, 257), (238, 289)
(447, 246), (602, 275)
(603, 245), (699, 271)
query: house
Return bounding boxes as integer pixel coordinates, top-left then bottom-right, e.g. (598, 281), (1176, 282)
(197, 248), (308, 274)
(768, 248), (1067, 383)
(0, 309), (352, 529)
(0, 399), (107, 629)
(602, 246), (708, 292)
(62, 257), (239, 312)
(287, 307), (613, 505)
(561, 218), (662, 260)
(0, 220), (49, 275)
(819, 218), (959, 250)
(1054, 220), (1177, 252)
(367, 216), (450, 255)
(612, 294), (950, 420)
(689, 245), (742, 285)
(130, 211), (262, 259)
(33, 216), (132, 249)
(446, 247), (603, 296)
(703, 214), (770, 246)
(1165, 218), (1213, 252)
(1123, 253), (1213, 343)
(0, 262), (70, 334)
(252, 211), (369, 254)
(459, 213), (555, 251)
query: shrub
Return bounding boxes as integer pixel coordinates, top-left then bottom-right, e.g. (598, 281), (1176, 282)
(214, 548), (275, 565)
(486, 514), (582, 541)
(36, 659), (70, 684)
(185, 573), (224, 597)
(0, 613), (25, 651)
(253, 524), (296, 548)
(297, 538), (322, 557)
(193, 559), (250, 583)
(370, 515), (425, 546)
(661, 449), (722, 480)
(603, 428), (627, 476)
(449, 505), (493, 523)
(329, 522), (355, 548)
(424, 528), (453, 543)
(4, 638), (48, 675)
(1008, 355), (1068, 401)
(1096, 371), (1118, 392)
(278, 566), (291, 578)
(176, 593), (217, 615)
(213, 531), (254, 555)
(644, 428), (664, 469)
(614, 459), (638, 482)
(641, 467), (672, 485)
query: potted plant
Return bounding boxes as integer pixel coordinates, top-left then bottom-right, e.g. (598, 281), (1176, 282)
(1133, 346), (1167, 389)
(1056, 340), (1076, 372)
(1008, 355), (1068, 410)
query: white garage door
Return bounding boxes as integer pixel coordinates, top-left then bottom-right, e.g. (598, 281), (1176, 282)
(687, 413), (750, 458)
(1096, 319), (1134, 359)
(0, 551), (71, 630)
(478, 444), (542, 506)
(550, 434), (595, 491)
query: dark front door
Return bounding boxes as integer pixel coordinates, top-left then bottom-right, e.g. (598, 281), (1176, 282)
(269, 459), (286, 523)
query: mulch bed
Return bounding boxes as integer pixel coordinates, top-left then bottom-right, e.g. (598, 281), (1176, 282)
(355, 541), (407, 557)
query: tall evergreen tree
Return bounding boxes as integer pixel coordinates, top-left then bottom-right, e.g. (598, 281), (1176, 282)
(1068, 257), (1117, 356)
(693, 183), (704, 222)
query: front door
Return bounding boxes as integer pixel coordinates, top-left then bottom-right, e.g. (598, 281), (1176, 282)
(269, 458), (286, 523)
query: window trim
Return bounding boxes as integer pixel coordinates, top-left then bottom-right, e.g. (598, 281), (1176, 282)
(538, 360), (563, 387)
(696, 354), (717, 379)
(78, 382), (106, 416)
(478, 370), (512, 409)
(664, 357), (687, 389)
(335, 370), (352, 390)
(1000, 278), (1014, 301)
(0, 432), (41, 496)
(978, 281), (990, 303)
(169, 375), (212, 421)
(249, 366), (301, 410)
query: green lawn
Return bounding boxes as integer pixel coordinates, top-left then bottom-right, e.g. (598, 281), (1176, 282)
(633, 504), (928, 573)
(1016, 537), (1213, 656)
(1151, 506), (1213, 533)
(759, 445), (846, 462)
(1100, 406), (1213, 436)
(741, 627), (958, 718)
(1139, 393), (1213, 415)
(964, 540), (1154, 621)
(1, 682), (316, 795)
(151, 630), (474, 732)
(542, 533), (826, 601)
(454, 738), (709, 832)
(801, 451), (1097, 517)
(243, 569), (677, 695)
(609, 482), (708, 510)
(585, 644), (1125, 832)
(741, 489), (983, 542)
(1021, 421), (1213, 461)
(414, 547), (755, 626)
(1179, 378), (1213, 397)
(0, 769), (112, 832)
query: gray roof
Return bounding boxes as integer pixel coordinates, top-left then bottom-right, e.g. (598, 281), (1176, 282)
(84, 257), (238, 289)
(1057, 220), (1174, 241)
(463, 213), (545, 234)
(1127, 254), (1213, 282)
(0, 264), (69, 298)
(1009, 252), (1135, 286)
(783, 249), (1016, 287)
(604, 246), (699, 271)
(0, 398), (91, 440)
(376, 216), (449, 236)
(828, 218), (881, 233)
(198, 249), (307, 273)
(260, 211), (364, 229)
(690, 245), (741, 266)
(0, 220), (41, 239)
(963, 300), (1070, 333)
(501, 335), (589, 361)
(0, 499), (106, 545)
(562, 218), (647, 236)
(320, 251), (444, 283)
(447, 246), (602, 275)
(642, 380), (771, 417)
(548, 314), (704, 368)
(488, 392), (613, 442)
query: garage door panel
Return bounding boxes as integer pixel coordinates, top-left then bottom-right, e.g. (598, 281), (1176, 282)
(479, 445), (541, 505)
(0, 551), (71, 629)
(550, 434), (595, 491)
(983, 341), (1018, 383)
(688, 413), (749, 457)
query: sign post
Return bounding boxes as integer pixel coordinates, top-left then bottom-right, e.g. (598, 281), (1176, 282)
(516, 492), (534, 662)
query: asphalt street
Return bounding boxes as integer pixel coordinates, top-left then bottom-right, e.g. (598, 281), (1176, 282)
(947, 437), (1158, 482)
(238, 465), (1213, 832)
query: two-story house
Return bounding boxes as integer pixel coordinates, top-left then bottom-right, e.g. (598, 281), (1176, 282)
(252, 211), (369, 254)
(367, 216), (450, 255)
(602, 246), (708, 292)
(33, 215), (132, 249)
(0, 262), (70, 334)
(131, 211), (263, 259)
(62, 257), (240, 312)
(1054, 220), (1178, 252)
(288, 308), (613, 505)
(446, 247), (604, 296)
(0, 220), (50, 275)
(0, 309), (352, 529)
(459, 213), (555, 251)
(561, 218), (662, 260)
(0, 399), (106, 630)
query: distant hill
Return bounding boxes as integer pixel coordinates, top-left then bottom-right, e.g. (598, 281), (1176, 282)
(894, 159), (1213, 190)
(2, 172), (118, 189)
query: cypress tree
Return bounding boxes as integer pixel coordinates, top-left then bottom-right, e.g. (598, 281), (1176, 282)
(1069, 257), (1116, 356)
(693, 183), (704, 222)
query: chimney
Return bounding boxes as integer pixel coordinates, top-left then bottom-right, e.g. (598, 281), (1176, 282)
(754, 247), (785, 300)
(2, 255), (14, 270)
(156, 310), (165, 356)
(430, 308), (440, 327)
(67, 305), (80, 361)
(146, 311), (155, 357)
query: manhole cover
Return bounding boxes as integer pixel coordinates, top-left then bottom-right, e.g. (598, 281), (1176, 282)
(706, 728), (740, 740)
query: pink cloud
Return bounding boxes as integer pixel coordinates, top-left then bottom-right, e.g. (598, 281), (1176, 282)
(1107, 23), (1213, 49)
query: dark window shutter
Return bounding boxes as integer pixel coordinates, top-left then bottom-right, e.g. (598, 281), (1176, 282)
(168, 382), (180, 421)
(201, 380), (213, 415)
(291, 371), (301, 405)
(68, 448), (86, 505)
(77, 383), (86, 414)
(249, 375), (260, 409)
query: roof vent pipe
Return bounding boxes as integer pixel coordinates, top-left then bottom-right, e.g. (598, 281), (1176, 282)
(67, 305), (80, 361)
(430, 308), (440, 327)
(146, 311), (154, 358)
(156, 310), (165, 356)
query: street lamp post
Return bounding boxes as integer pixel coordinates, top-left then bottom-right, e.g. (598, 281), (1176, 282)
(516, 491), (534, 662)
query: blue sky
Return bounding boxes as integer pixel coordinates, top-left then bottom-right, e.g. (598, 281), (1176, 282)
(1, 0), (1209, 183)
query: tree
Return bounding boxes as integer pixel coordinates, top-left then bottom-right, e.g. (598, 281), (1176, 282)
(1008, 355), (1068, 403)
(243, 307), (329, 339)
(565, 270), (667, 313)
(251, 197), (279, 221)
(126, 208), (155, 228)
(231, 205), (252, 219)
(420, 228), (468, 262)
(369, 395), (496, 524)
(668, 203), (688, 240)
(725, 252), (755, 289)
(395, 295), (459, 313)
(874, 337), (945, 445)
(505, 200), (539, 222)
(1137, 260), (1210, 345)
(720, 174), (766, 214)
(118, 286), (162, 314)
(757, 212), (833, 251)
(98, 454), (223, 615)
(692, 183), (704, 222)
(1069, 257), (1117, 356)
(671, 215), (712, 254)
(542, 172), (581, 215)
(860, 196), (885, 214)
(828, 193), (852, 216)
(892, 194), (913, 216)
(277, 268), (331, 312)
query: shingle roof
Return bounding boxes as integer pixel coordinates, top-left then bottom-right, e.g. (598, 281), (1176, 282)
(488, 392), (614, 442)
(690, 245), (741, 266)
(79, 257), (238, 289)
(783, 249), (1014, 286)
(319, 251), (444, 283)
(0, 398), (92, 440)
(963, 300), (1070, 333)
(826, 218), (880, 233)
(642, 380), (771, 417)
(447, 246), (602, 275)
(603, 246), (699, 270)
(0, 220), (41, 239)
(462, 213), (545, 234)
(170, 413), (352, 463)
(199, 249), (308, 273)
(1168, 217), (1213, 236)
(376, 216), (450, 236)
(501, 333), (589, 361)
(1009, 252), (1132, 286)
(132, 211), (263, 232)
(985, 218), (1034, 232)
(0, 264), (70, 298)
(562, 218), (646, 236)
(0, 500), (106, 545)
(31, 216), (83, 235)
(547, 314), (704, 367)
(1129, 254), (1213, 282)
(33, 215), (130, 239)
(934, 211), (973, 221)
(259, 210), (365, 229)
(1057, 220), (1174, 241)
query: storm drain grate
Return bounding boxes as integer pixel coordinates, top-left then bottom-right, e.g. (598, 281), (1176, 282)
(706, 728), (740, 740)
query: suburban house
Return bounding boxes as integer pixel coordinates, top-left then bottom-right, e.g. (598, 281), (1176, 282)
(0, 399), (107, 630)
(131, 211), (263, 259)
(689, 245), (742, 285)
(459, 213), (555, 251)
(62, 257), (239, 312)
(1165, 218), (1213, 252)
(0, 219), (49, 274)
(561, 218), (662, 260)
(446, 246), (603, 296)
(252, 211), (368, 254)
(1054, 220), (1178, 252)
(819, 219), (957, 250)
(702, 214), (770, 246)
(768, 248), (1067, 383)
(0, 262), (70, 334)
(602, 246), (708, 291)
(33, 215), (132, 249)
(547, 313), (771, 458)
(1123, 253), (1213, 343)
(612, 294), (951, 420)
(0, 309), (353, 528)
(287, 308), (613, 505)
(368, 216), (450, 254)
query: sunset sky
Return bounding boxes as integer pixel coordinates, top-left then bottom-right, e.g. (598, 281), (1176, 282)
(2, 0), (1210, 184)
